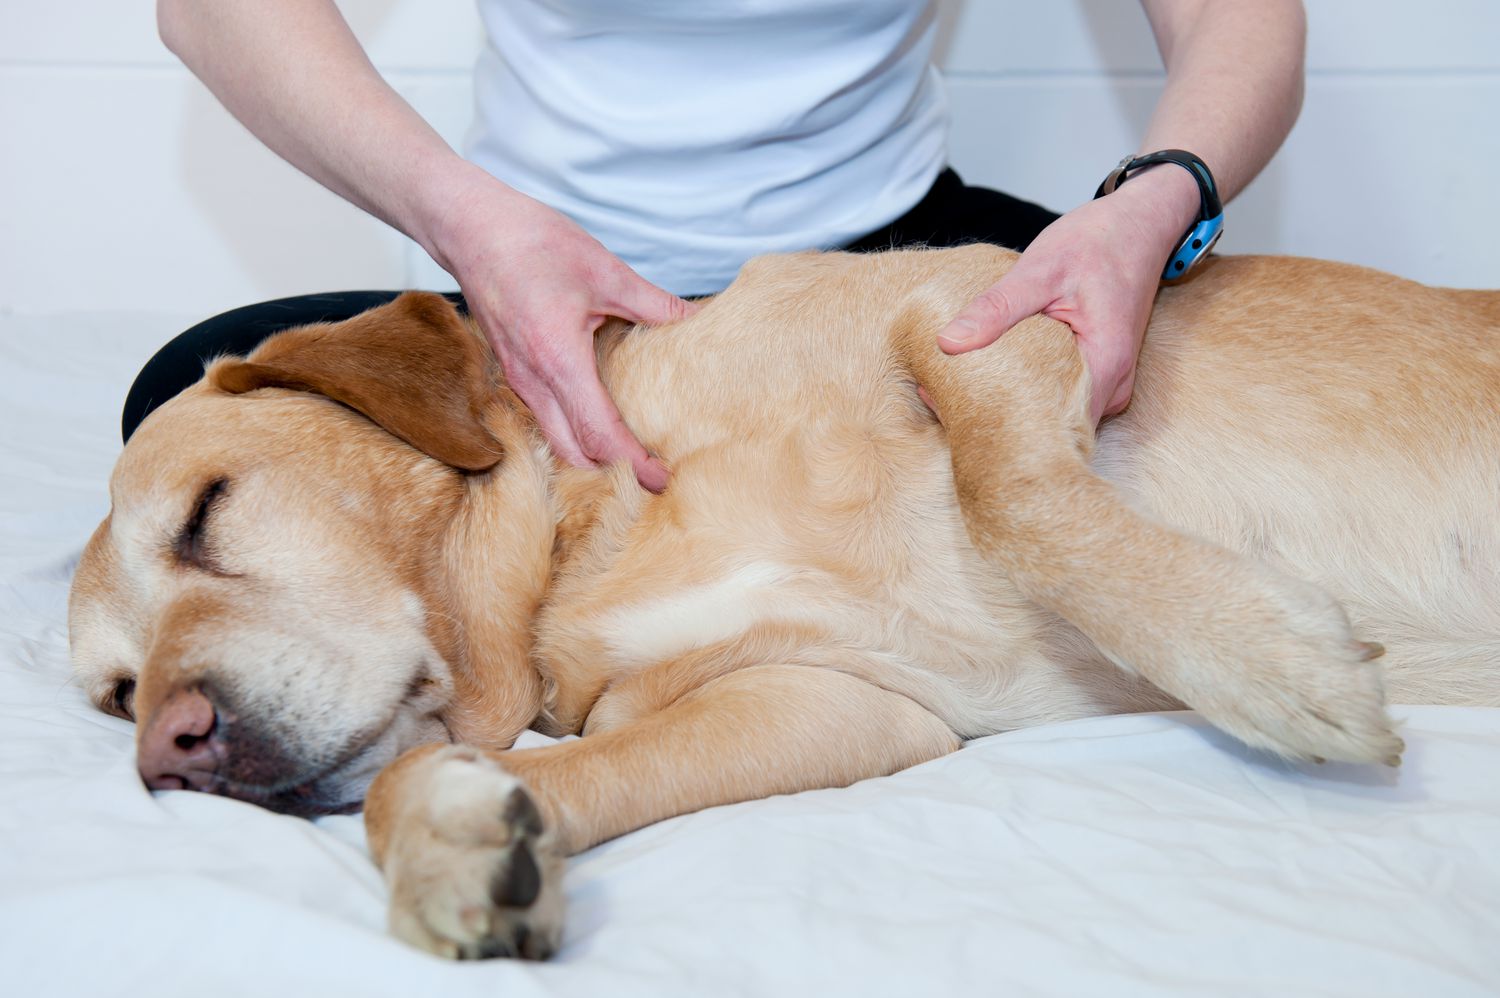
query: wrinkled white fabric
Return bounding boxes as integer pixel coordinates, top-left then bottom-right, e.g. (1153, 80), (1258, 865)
(1, 313), (1497, 997)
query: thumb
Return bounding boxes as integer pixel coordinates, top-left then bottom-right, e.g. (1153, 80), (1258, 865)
(611, 272), (701, 327)
(937, 272), (1055, 355)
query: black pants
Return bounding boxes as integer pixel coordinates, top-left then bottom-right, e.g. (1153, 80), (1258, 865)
(121, 170), (1058, 441)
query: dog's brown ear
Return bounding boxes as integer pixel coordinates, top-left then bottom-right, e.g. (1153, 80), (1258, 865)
(209, 292), (503, 471)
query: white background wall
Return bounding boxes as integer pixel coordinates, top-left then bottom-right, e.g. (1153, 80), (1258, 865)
(2, 1), (1497, 317)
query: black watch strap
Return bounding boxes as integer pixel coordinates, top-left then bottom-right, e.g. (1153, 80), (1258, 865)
(1095, 149), (1225, 281)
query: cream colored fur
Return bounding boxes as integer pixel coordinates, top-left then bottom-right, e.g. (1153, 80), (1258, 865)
(69, 246), (1500, 960)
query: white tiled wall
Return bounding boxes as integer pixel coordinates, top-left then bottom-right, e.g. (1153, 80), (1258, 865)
(2, 1), (1496, 316)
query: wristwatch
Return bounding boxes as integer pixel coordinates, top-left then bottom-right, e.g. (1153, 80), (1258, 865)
(1095, 149), (1224, 281)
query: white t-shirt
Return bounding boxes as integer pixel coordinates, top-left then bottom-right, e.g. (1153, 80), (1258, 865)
(467, 0), (949, 297)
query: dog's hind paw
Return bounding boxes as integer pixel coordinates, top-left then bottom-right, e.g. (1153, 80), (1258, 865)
(384, 746), (564, 960)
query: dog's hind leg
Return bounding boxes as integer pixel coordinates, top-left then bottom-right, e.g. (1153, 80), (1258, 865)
(889, 260), (1400, 766)
(364, 664), (958, 960)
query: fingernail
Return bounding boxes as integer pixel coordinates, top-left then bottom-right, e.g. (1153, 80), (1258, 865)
(938, 321), (978, 353)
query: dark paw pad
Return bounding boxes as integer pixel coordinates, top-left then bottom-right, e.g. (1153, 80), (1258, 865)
(490, 839), (542, 909)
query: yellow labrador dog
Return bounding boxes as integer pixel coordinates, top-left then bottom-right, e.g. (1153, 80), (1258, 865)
(69, 245), (1500, 960)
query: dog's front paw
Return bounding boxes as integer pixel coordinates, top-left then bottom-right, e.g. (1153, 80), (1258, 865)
(383, 746), (564, 960)
(1194, 575), (1402, 766)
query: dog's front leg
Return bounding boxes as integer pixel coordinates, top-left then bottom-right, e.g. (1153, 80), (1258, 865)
(364, 664), (958, 960)
(895, 288), (1400, 765)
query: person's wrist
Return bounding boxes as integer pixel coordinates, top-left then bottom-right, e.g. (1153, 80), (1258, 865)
(406, 156), (519, 278)
(1104, 162), (1203, 260)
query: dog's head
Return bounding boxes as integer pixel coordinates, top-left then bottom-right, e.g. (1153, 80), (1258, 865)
(68, 293), (545, 817)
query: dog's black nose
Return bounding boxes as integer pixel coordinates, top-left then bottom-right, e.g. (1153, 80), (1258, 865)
(137, 686), (223, 792)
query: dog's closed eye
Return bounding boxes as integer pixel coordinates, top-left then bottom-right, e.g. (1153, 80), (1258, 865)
(107, 677), (136, 721)
(174, 477), (229, 572)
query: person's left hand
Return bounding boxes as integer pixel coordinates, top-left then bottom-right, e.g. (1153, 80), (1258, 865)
(936, 166), (1199, 425)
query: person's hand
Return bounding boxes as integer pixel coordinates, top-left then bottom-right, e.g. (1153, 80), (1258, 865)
(936, 165), (1199, 425)
(427, 172), (698, 492)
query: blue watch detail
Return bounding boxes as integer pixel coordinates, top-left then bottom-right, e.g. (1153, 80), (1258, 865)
(1095, 150), (1224, 282)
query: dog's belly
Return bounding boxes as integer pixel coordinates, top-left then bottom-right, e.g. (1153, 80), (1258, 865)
(546, 395), (1500, 740)
(1095, 419), (1500, 706)
(1092, 265), (1500, 705)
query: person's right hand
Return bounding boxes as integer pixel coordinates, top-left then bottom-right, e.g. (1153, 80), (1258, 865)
(426, 170), (698, 493)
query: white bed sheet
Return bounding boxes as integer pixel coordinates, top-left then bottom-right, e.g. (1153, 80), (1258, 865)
(1, 311), (1497, 997)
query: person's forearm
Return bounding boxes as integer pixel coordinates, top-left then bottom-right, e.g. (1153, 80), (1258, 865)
(1139, 0), (1306, 202)
(157, 0), (493, 263)
(944, 1), (1306, 424)
(160, 1), (693, 490)
(1096, 0), (1305, 262)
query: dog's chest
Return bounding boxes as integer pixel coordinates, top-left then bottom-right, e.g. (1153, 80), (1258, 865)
(532, 421), (1042, 735)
